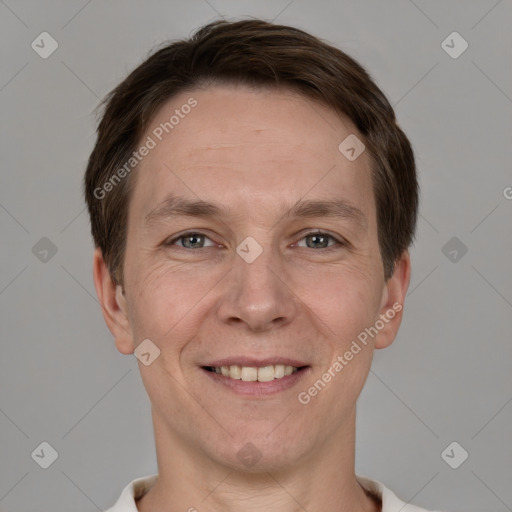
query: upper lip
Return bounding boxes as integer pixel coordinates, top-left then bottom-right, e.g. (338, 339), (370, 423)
(203, 357), (309, 368)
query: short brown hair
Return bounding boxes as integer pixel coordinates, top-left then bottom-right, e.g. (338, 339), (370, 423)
(84, 19), (418, 285)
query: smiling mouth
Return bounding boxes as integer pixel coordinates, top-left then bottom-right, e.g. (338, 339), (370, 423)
(202, 364), (309, 382)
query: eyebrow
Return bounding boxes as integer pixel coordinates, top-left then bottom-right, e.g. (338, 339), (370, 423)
(144, 193), (367, 230)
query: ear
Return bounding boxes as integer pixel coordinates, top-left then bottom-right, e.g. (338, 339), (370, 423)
(92, 247), (135, 355)
(374, 250), (411, 350)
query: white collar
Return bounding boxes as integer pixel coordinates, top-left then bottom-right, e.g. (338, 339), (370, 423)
(105, 473), (442, 512)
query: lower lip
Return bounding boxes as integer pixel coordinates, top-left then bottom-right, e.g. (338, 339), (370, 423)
(201, 367), (311, 397)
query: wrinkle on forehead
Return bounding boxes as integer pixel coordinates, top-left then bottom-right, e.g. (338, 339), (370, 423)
(131, 84), (375, 230)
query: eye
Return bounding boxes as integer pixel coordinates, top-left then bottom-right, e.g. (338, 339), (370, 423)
(165, 230), (344, 251)
(166, 232), (216, 249)
(296, 231), (342, 249)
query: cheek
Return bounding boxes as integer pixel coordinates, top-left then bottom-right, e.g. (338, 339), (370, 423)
(125, 256), (218, 342)
(294, 262), (381, 337)
(307, 271), (378, 394)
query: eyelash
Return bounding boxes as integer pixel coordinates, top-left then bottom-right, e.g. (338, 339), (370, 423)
(165, 230), (345, 250)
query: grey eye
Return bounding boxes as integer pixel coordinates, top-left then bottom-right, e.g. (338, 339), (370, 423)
(298, 233), (337, 249)
(171, 233), (216, 249)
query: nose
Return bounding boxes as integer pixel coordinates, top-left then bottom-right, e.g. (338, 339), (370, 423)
(216, 239), (297, 332)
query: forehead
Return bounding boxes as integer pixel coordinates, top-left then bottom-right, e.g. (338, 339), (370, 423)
(129, 84), (374, 225)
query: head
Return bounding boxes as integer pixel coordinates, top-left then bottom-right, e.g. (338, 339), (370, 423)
(85, 20), (418, 471)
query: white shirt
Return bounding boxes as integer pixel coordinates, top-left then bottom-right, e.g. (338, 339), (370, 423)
(104, 473), (444, 511)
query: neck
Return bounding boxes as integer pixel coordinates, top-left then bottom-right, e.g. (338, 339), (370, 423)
(136, 407), (380, 512)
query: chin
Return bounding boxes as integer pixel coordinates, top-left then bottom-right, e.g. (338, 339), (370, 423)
(210, 432), (309, 474)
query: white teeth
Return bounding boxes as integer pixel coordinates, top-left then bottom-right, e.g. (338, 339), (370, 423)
(210, 364), (300, 381)
(229, 365), (241, 380)
(274, 364), (285, 378)
(257, 366), (275, 382)
(240, 366), (258, 382)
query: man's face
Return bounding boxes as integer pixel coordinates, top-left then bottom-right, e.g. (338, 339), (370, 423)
(102, 84), (407, 470)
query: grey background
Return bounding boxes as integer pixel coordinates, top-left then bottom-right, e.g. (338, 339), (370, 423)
(1, 1), (511, 511)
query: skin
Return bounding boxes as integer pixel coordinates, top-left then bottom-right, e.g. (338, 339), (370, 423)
(93, 84), (410, 512)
